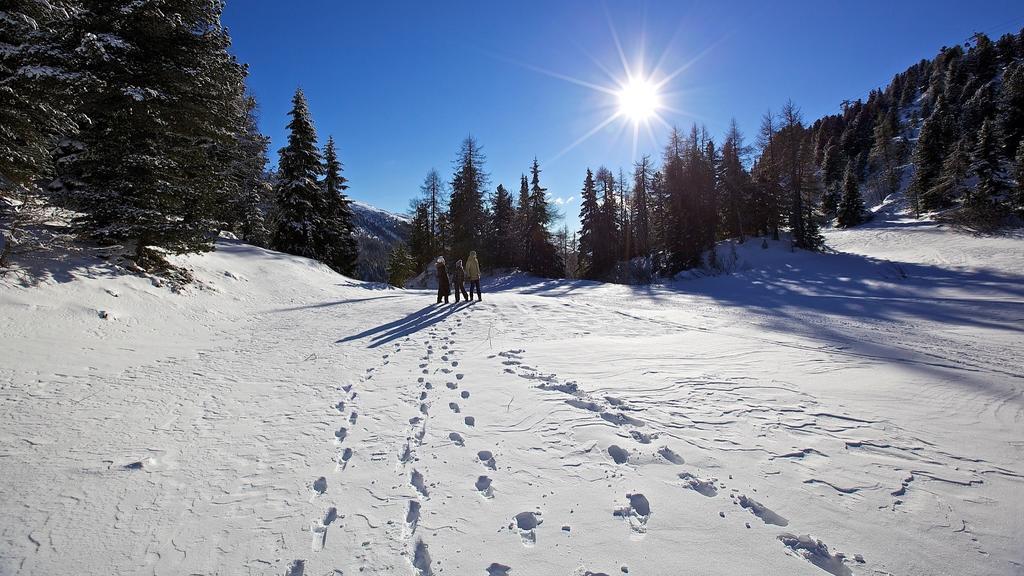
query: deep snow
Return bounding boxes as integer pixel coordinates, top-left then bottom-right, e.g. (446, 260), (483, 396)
(1, 205), (1022, 575)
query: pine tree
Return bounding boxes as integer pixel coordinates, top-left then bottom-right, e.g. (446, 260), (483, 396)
(968, 118), (1007, 209)
(386, 242), (415, 287)
(927, 138), (969, 209)
(273, 88), (324, 261)
(515, 174), (531, 269)
(0, 1), (80, 188)
(229, 95), (272, 246)
(837, 164), (864, 228)
(910, 95), (952, 213)
(320, 136), (358, 275)
(489, 184), (516, 269)
(577, 168), (599, 278)
(448, 136), (488, 260)
(1013, 144), (1024, 215)
(525, 158), (562, 277)
(720, 120), (752, 240)
(57, 0), (248, 267)
(408, 202), (432, 271)
(419, 169), (445, 257)
(595, 166), (618, 278)
(1000, 62), (1024, 160)
(631, 156), (653, 256)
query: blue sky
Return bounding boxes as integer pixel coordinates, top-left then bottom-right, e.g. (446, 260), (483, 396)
(223, 1), (1023, 227)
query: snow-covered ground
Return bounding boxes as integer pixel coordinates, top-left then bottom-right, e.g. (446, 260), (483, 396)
(2, 205), (1022, 575)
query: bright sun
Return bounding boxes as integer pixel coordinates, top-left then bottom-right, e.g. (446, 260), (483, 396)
(617, 78), (661, 122)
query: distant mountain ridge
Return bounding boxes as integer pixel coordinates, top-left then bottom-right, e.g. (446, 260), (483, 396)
(349, 200), (410, 282)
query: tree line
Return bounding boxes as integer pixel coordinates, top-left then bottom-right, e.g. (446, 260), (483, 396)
(390, 137), (564, 286)
(1, 1), (358, 276)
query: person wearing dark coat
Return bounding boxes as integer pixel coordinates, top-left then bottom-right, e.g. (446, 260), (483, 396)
(453, 259), (470, 302)
(435, 257), (451, 304)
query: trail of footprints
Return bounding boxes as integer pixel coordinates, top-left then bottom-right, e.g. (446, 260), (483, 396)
(488, 347), (864, 575)
(399, 318), (486, 575)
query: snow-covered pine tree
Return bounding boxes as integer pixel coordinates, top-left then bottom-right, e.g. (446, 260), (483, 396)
(229, 95), (272, 247)
(967, 118), (1008, 211)
(1000, 61), (1024, 161)
(273, 88), (324, 261)
(319, 135), (359, 275)
(577, 168), (599, 278)
(0, 0), (80, 188)
(56, 0), (248, 268)
(386, 242), (415, 287)
(927, 138), (969, 210)
(1013, 144), (1024, 216)
(910, 95), (952, 213)
(837, 164), (864, 228)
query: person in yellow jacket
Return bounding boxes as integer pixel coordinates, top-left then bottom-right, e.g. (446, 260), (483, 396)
(465, 251), (482, 301)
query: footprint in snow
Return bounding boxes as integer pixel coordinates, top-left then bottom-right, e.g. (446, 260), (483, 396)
(456, 373), (465, 380)
(607, 445), (629, 464)
(337, 448), (353, 470)
(512, 511), (542, 546)
(475, 475), (494, 498)
(412, 539), (433, 576)
(349, 411), (358, 424)
(446, 382), (457, 390)
(449, 402), (461, 413)
(405, 500), (421, 534)
(334, 427), (347, 444)
(285, 559), (305, 576)
(460, 390), (470, 399)
(335, 401), (346, 413)
(478, 450), (496, 470)
(679, 472), (718, 497)
(449, 432), (465, 446)
(613, 493), (651, 535)
(736, 495), (788, 526)
(658, 446), (685, 464)
(411, 469), (429, 497)
(486, 563), (511, 576)
(464, 416), (476, 426)
(312, 476), (327, 495)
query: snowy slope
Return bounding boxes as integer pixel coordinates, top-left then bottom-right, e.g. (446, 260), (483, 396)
(1, 209), (1022, 575)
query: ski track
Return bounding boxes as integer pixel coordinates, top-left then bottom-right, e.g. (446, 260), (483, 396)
(2, 219), (1023, 575)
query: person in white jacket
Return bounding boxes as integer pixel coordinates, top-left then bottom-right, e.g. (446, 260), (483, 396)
(465, 251), (481, 301)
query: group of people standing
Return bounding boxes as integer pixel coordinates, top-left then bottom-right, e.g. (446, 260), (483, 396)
(435, 251), (482, 304)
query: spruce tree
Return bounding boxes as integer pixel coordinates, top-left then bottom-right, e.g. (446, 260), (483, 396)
(521, 158), (562, 277)
(720, 120), (751, 240)
(320, 136), (359, 275)
(1013, 144), (1024, 215)
(448, 136), (488, 260)
(0, 1), (80, 188)
(57, 0), (248, 266)
(910, 95), (951, 213)
(273, 88), (324, 261)
(837, 164), (864, 228)
(229, 95), (272, 246)
(577, 168), (599, 278)
(386, 242), (415, 287)
(968, 118), (1007, 209)
(407, 202), (433, 271)
(1000, 62), (1024, 160)
(926, 139), (969, 209)
(515, 174), (531, 269)
(489, 184), (516, 269)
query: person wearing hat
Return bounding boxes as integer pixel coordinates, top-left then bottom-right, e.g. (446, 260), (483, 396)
(465, 251), (482, 302)
(435, 256), (451, 304)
